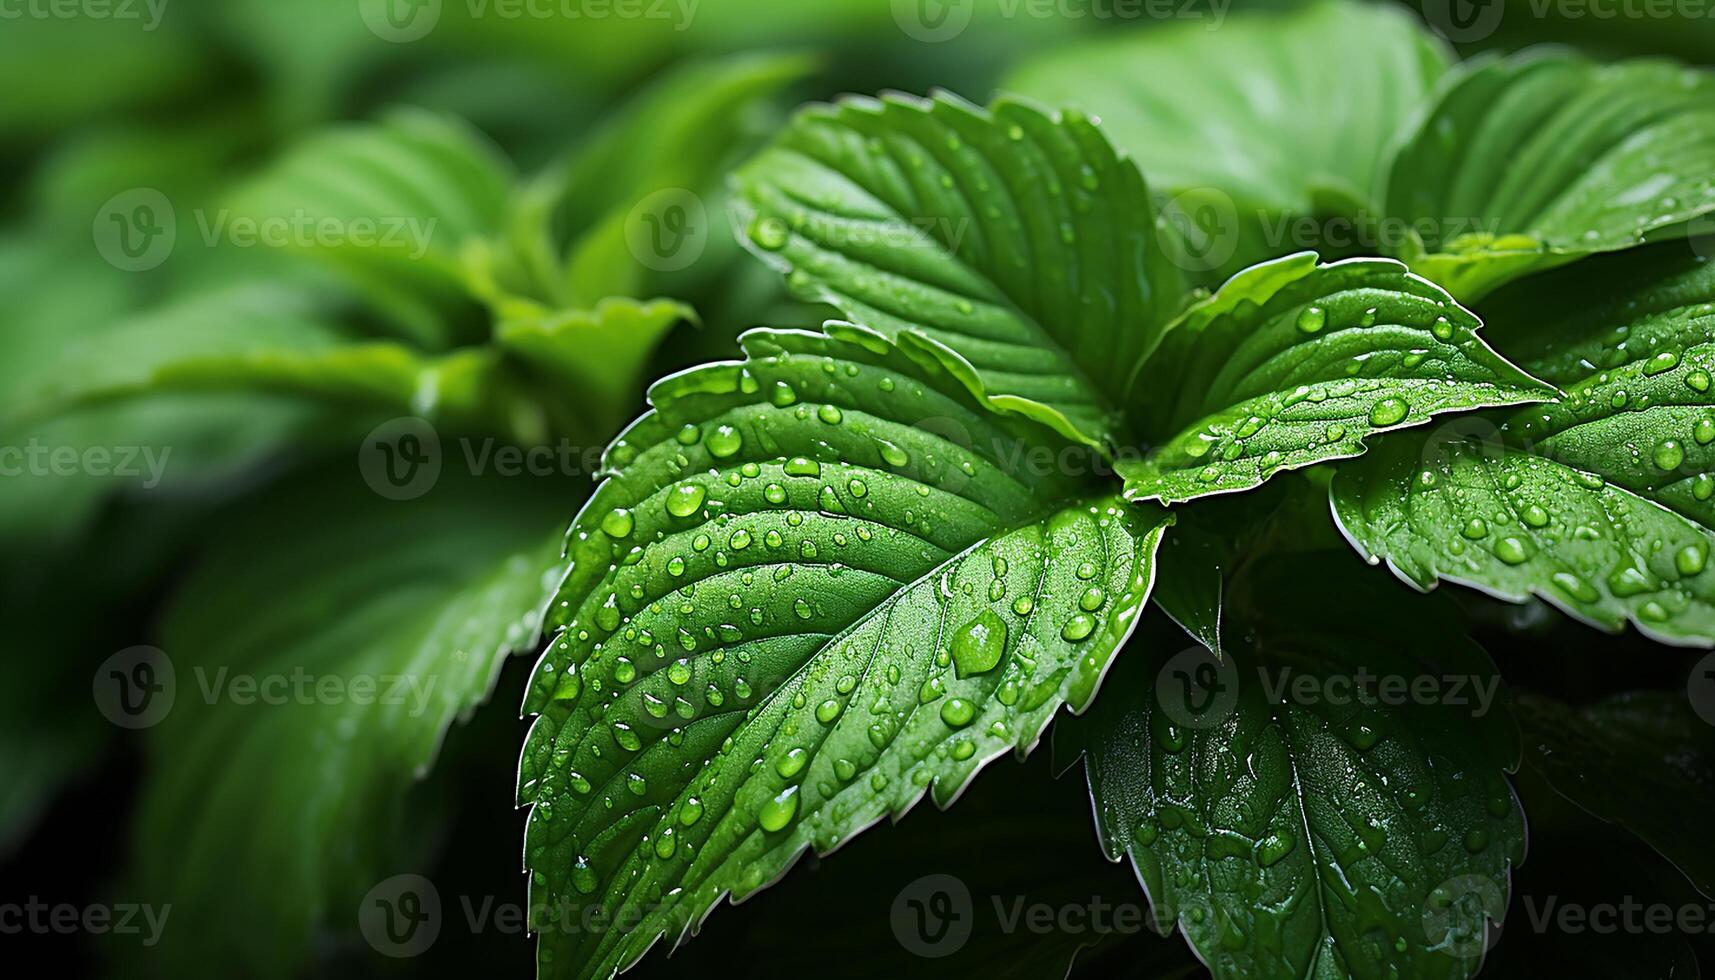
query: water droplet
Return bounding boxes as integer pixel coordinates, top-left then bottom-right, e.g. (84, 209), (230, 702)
(601, 508), (634, 538)
(1369, 397), (1410, 427)
(1655, 439), (1686, 471)
(1677, 543), (1708, 576)
(775, 747), (809, 778)
(667, 483), (706, 518)
(951, 609), (1008, 678)
(749, 215), (789, 251)
(706, 425), (743, 458)
(1061, 613), (1096, 642)
(939, 697), (976, 728)
(1296, 306), (1327, 334)
(757, 785), (800, 831)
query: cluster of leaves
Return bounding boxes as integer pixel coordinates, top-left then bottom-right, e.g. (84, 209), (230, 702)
(6, 2), (1715, 979)
(516, 4), (1715, 980)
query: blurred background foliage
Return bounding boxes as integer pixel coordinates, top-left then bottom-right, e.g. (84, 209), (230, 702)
(2, 1), (1712, 977)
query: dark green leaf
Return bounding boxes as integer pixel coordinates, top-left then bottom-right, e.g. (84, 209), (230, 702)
(130, 471), (568, 977)
(1120, 253), (1553, 503)
(732, 92), (1186, 448)
(1008, 0), (1448, 212)
(1333, 246), (1715, 645)
(1385, 50), (1715, 300)
(518, 324), (1169, 980)
(1069, 556), (1524, 980)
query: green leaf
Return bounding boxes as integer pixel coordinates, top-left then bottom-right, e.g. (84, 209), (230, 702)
(3, 281), (690, 448)
(493, 296), (695, 434)
(1119, 253), (1554, 504)
(1516, 692), (1715, 898)
(1149, 522), (1233, 657)
(732, 91), (1187, 448)
(510, 53), (814, 309)
(1006, 0), (1449, 268)
(1385, 50), (1715, 301)
(1332, 245), (1715, 645)
(517, 324), (1170, 980)
(130, 470), (568, 977)
(223, 109), (513, 345)
(1067, 555), (1523, 980)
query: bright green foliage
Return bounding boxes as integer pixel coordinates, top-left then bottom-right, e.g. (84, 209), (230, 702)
(493, 53), (815, 309)
(1334, 246), (1715, 644)
(1007, 1), (1450, 212)
(1385, 51), (1715, 300)
(223, 110), (513, 344)
(733, 92), (1186, 448)
(130, 472), (568, 978)
(1067, 558), (1523, 980)
(518, 325), (1168, 980)
(1120, 254), (1552, 503)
